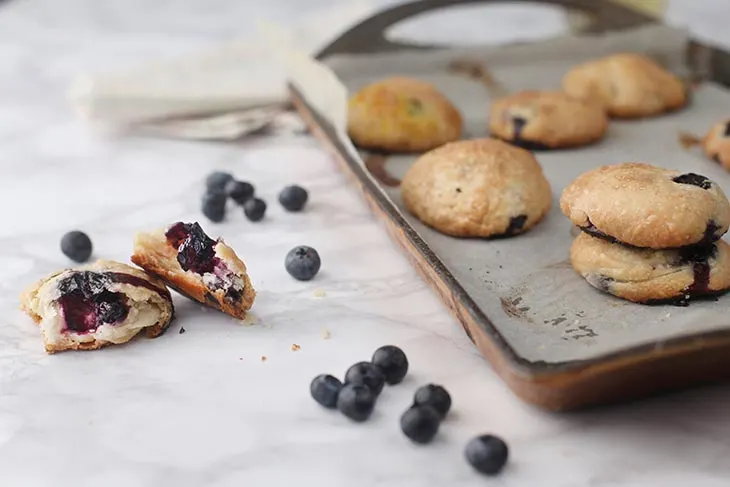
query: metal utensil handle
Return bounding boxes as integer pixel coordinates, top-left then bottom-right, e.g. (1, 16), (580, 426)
(315, 0), (654, 59)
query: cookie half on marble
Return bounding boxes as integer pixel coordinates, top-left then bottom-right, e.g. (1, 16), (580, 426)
(560, 163), (730, 249)
(20, 260), (174, 353)
(702, 118), (730, 170)
(571, 232), (730, 304)
(562, 53), (687, 118)
(132, 222), (255, 319)
(401, 138), (552, 238)
(489, 91), (608, 150)
(347, 76), (463, 153)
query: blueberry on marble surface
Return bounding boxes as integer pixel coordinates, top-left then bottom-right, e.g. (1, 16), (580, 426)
(226, 180), (254, 205)
(465, 434), (509, 475)
(400, 405), (441, 444)
(310, 374), (343, 409)
(278, 185), (308, 212)
(60, 231), (93, 263)
(243, 197), (267, 222)
(371, 345), (408, 385)
(413, 384), (451, 419)
(202, 191), (227, 223)
(285, 246), (321, 281)
(345, 361), (385, 396)
(336, 383), (376, 422)
(205, 171), (234, 192)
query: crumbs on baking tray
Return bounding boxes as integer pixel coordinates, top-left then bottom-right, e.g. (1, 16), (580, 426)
(260, 355), (267, 362)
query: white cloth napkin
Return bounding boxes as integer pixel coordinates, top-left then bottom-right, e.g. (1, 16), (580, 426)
(69, 1), (374, 140)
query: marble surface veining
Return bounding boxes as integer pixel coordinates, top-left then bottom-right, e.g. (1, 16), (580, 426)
(2, 1), (730, 486)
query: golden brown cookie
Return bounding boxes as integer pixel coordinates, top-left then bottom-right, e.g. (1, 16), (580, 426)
(702, 118), (730, 170)
(132, 222), (255, 320)
(347, 77), (463, 153)
(562, 53), (687, 118)
(489, 91), (608, 149)
(401, 138), (552, 237)
(571, 232), (730, 304)
(20, 260), (174, 353)
(561, 163), (730, 249)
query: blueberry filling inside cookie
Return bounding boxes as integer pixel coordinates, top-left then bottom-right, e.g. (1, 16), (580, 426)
(56, 272), (130, 333)
(511, 117), (527, 139)
(165, 222), (245, 303)
(672, 173), (713, 190)
(724, 122), (730, 137)
(505, 215), (528, 235)
(494, 116), (551, 151)
(579, 219), (622, 245)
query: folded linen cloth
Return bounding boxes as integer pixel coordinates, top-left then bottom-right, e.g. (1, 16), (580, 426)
(68, 1), (374, 140)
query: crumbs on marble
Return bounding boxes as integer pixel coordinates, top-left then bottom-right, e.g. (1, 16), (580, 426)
(321, 328), (331, 340)
(313, 288), (327, 298)
(665, 312), (671, 318)
(239, 313), (259, 327)
(260, 355), (267, 362)
(291, 343), (301, 352)
(179, 326), (186, 334)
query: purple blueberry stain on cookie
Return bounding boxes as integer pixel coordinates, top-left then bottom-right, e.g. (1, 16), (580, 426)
(56, 271), (130, 334)
(672, 173), (713, 190)
(724, 122), (730, 137)
(579, 219), (623, 245)
(677, 244), (717, 295)
(511, 116), (527, 139)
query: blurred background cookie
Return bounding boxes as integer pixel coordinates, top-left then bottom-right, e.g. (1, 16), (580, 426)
(347, 77), (463, 153)
(702, 118), (730, 170)
(570, 232), (730, 304)
(562, 53), (686, 118)
(489, 91), (608, 150)
(401, 138), (552, 238)
(560, 163), (730, 249)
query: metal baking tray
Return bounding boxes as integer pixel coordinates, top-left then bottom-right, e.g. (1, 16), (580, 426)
(290, 0), (730, 411)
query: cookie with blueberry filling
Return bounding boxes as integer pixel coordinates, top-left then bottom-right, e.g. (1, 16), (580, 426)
(560, 163), (730, 249)
(347, 77), (463, 153)
(488, 91), (608, 150)
(562, 53), (687, 118)
(131, 222), (255, 319)
(702, 118), (730, 170)
(570, 232), (730, 304)
(20, 260), (174, 353)
(401, 138), (552, 237)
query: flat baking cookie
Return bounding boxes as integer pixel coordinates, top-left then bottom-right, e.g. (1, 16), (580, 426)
(562, 53), (687, 118)
(132, 222), (255, 319)
(702, 118), (730, 170)
(560, 163), (730, 249)
(571, 232), (730, 304)
(20, 260), (174, 353)
(489, 91), (608, 150)
(401, 138), (552, 238)
(347, 76), (463, 153)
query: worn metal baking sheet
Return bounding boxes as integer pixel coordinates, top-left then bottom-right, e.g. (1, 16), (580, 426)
(292, 25), (730, 364)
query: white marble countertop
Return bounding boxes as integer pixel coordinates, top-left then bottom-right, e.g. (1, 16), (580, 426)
(2, 1), (730, 486)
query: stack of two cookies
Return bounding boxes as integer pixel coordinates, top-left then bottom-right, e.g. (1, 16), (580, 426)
(560, 163), (730, 304)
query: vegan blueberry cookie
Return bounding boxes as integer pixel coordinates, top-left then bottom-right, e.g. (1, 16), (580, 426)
(570, 232), (730, 303)
(347, 77), (463, 153)
(560, 163), (730, 249)
(562, 53), (687, 118)
(20, 260), (174, 353)
(401, 138), (552, 238)
(131, 222), (255, 319)
(488, 91), (608, 149)
(702, 118), (730, 170)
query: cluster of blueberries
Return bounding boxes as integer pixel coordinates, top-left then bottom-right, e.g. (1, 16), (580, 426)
(203, 171), (308, 223)
(310, 345), (509, 476)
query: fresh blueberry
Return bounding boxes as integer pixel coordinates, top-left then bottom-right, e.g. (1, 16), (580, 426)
(226, 180), (254, 205)
(61, 231), (93, 263)
(371, 345), (409, 385)
(278, 185), (308, 212)
(413, 384), (451, 419)
(206, 171), (234, 192)
(344, 361), (385, 396)
(243, 198), (267, 222)
(310, 374), (343, 409)
(336, 383), (376, 422)
(202, 191), (227, 223)
(400, 405), (441, 444)
(285, 246), (321, 281)
(465, 435), (509, 475)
